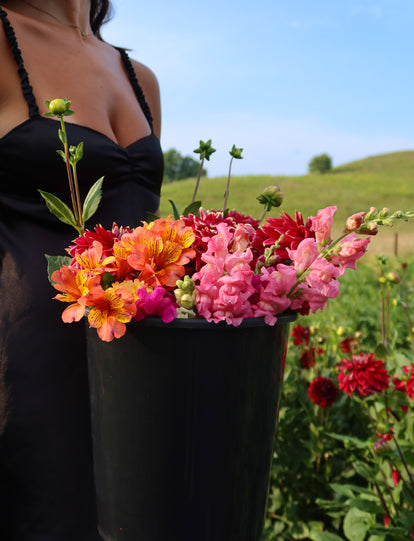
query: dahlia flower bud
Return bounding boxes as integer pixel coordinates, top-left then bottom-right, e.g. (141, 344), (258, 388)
(257, 186), (284, 212)
(46, 98), (74, 117)
(229, 145), (243, 159)
(386, 272), (400, 284)
(193, 139), (216, 161)
(345, 211), (366, 232)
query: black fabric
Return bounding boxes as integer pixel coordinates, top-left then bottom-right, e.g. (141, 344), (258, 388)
(0, 6), (164, 540)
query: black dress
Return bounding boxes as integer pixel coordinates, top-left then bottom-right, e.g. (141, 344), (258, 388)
(0, 7), (164, 540)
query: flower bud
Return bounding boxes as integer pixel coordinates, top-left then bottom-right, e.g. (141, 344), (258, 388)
(229, 144), (243, 159)
(386, 272), (400, 284)
(257, 186), (284, 211)
(48, 98), (68, 115)
(365, 206), (378, 220)
(378, 208), (390, 218)
(345, 211), (366, 232)
(373, 438), (390, 455)
(336, 325), (345, 336)
(358, 221), (378, 235)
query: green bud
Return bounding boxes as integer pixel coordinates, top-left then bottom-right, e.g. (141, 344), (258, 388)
(386, 272), (400, 284)
(48, 98), (68, 115)
(365, 206), (378, 221)
(377, 207), (390, 218)
(193, 139), (216, 161)
(257, 185), (284, 211)
(229, 144), (243, 159)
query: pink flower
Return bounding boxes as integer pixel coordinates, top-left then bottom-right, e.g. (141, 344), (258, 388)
(305, 258), (342, 299)
(252, 264), (297, 324)
(134, 286), (178, 323)
(310, 206), (337, 245)
(330, 233), (370, 270)
(345, 212), (366, 232)
(288, 238), (319, 271)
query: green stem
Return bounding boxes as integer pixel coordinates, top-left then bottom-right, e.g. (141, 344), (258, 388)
(223, 156), (234, 211)
(191, 156), (205, 203)
(60, 117), (82, 227)
(392, 435), (414, 494)
(373, 480), (396, 526)
(71, 164), (84, 233)
(258, 206), (268, 225)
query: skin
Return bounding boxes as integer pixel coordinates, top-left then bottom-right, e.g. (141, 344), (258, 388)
(0, 0), (162, 144)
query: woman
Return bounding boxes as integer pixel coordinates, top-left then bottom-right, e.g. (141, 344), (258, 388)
(0, 1), (163, 539)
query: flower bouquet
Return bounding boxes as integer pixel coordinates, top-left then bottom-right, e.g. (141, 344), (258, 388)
(41, 100), (414, 541)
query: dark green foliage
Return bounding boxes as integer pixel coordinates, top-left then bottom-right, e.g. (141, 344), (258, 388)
(309, 153), (333, 174)
(163, 148), (206, 182)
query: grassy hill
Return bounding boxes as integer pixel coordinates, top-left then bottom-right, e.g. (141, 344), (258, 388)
(160, 151), (414, 256)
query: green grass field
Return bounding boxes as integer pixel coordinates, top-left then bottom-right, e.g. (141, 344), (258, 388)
(160, 150), (414, 256)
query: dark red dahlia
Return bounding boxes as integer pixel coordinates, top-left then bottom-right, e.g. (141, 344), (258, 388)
(291, 324), (310, 346)
(254, 211), (315, 260)
(393, 363), (414, 399)
(308, 377), (339, 408)
(300, 346), (324, 369)
(337, 353), (390, 397)
(183, 208), (259, 270)
(340, 336), (359, 354)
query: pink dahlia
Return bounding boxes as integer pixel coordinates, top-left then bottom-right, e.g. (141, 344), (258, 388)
(337, 353), (390, 397)
(308, 377), (339, 408)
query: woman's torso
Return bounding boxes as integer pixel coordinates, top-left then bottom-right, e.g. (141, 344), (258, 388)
(0, 5), (163, 539)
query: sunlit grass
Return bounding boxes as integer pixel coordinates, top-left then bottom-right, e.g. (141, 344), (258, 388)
(160, 151), (414, 256)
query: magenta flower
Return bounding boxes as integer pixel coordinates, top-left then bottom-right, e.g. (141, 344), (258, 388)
(134, 286), (178, 323)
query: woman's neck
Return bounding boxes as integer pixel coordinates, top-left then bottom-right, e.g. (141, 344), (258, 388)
(3, 0), (92, 37)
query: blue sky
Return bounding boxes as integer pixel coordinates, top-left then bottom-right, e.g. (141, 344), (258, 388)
(103, 1), (414, 177)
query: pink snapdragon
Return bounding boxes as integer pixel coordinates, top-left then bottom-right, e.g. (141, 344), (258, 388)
(288, 238), (319, 271)
(330, 233), (370, 269)
(134, 286), (178, 323)
(311, 206), (336, 245)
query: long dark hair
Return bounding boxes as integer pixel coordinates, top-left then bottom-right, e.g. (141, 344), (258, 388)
(90, 0), (113, 39)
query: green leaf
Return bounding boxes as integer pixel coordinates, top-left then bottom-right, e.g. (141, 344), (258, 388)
(343, 507), (373, 541)
(38, 189), (78, 229)
(58, 128), (66, 144)
(326, 432), (370, 450)
(309, 531), (345, 541)
(374, 342), (389, 358)
(368, 526), (408, 540)
(169, 199), (181, 220)
(146, 211), (160, 222)
(82, 177), (104, 223)
(45, 254), (72, 284)
(348, 498), (383, 515)
(102, 272), (115, 290)
(56, 149), (66, 162)
(182, 201), (201, 217)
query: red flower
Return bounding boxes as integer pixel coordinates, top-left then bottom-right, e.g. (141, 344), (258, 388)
(337, 353), (390, 397)
(255, 211), (315, 260)
(393, 363), (414, 399)
(308, 377), (339, 408)
(391, 467), (400, 486)
(68, 223), (129, 259)
(383, 516), (390, 528)
(300, 346), (324, 369)
(291, 324), (310, 346)
(340, 336), (359, 354)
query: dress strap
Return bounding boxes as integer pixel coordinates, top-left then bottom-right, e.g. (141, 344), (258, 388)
(0, 7), (40, 118)
(116, 47), (154, 130)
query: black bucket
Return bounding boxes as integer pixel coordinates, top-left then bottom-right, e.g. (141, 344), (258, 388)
(86, 313), (296, 541)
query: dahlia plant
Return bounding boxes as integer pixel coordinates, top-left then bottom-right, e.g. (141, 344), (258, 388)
(41, 100), (414, 342)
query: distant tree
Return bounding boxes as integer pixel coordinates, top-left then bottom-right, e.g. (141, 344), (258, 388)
(163, 148), (206, 182)
(308, 153), (332, 174)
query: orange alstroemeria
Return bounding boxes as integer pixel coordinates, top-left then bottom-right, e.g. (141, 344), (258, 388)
(51, 265), (101, 323)
(124, 217), (196, 289)
(86, 285), (137, 342)
(74, 240), (106, 274)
